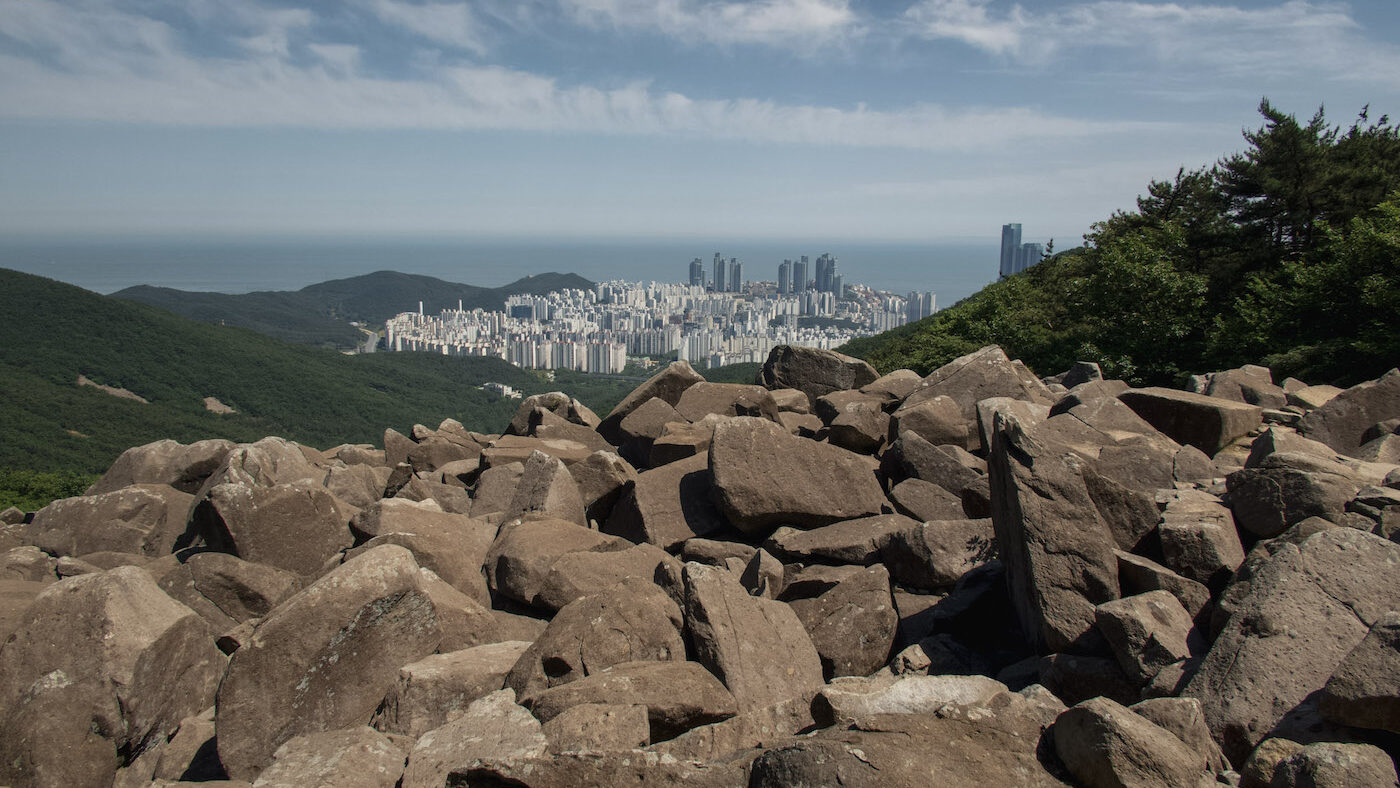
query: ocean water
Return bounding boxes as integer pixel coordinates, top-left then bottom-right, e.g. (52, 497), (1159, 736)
(0, 236), (998, 306)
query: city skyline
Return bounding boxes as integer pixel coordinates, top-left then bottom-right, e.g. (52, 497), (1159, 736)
(2, 2), (1398, 242)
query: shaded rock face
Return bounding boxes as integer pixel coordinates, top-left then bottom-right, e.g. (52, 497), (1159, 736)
(1298, 368), (1400, 457)
(185, 480), (355, 577)
(759, 345), (879, 409)
(88, 437), (235, 495)
(1118, 386), (1263, 455)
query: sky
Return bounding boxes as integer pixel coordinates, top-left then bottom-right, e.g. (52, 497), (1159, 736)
(1, 0), (1398, 244)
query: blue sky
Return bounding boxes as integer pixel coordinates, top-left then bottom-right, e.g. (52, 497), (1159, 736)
(1, 0), (1398, 243)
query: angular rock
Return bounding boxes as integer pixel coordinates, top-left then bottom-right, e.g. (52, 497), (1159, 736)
(158, 552), (300, 631)
(468, 461), (523, 518)
(827, 400), (890, 454)
(683, 563), (824, 713)
(484, 517), (623, 608)
(1183, 528), (1400, 764)
(507, 392), (600, 435)
(448, 749), (745, 787)
(759, 345), (879, 408)
(1119, 386), (1263, 455)
(768, 387), (811, 413)
(0, 567), (223, 788)
(88, 438), (235, 495)
(787, 564), (896, 678)
(1297, 368), (1400, 457)
(215, 545), (441, 781)
(604, 453), (727, 550)
(674, 381), (780, 423)
(1227, 453), (1364, 538)
(534, 543), (676, 612)
(813, 673), (1006, 724)
(254, 727), (407, 788)
(501, 450), (587, 526)
(151, 709), (222, 782)
(1203, 367), (1288, 408)
(26, 484), (194, 558)
(879, 517), (996, 589)
(890, 394), (973, 449)
(764, 514), (918, 566)
(348, 498), (496, 605)
(373, 641), (531, 738)
(899, 345), (1054, 423)
(415, 568), (503, 651)
(882, 430), (985, 495)
(504, 577), (684, 704)
(543, 703), (650, 753)
(597, 361), (705, 445)
(185, 481), (354, 577)
(988, 411), (1119, 653)
(1115, 551), (1211, 620)
(528, 660), (738, 742)
(568, 451), (637, 525)
(888, 477), (967, 521)
(1272, 741), (1398, 788)
(615, 396), (684, 466)
(401, 689), (547, 788)
(710, 417), (885, 534)
(1319, 610), (1400, 733)
(1130, 697), (1229, 775)
(1095, 591), (1196, 684)
(860, 368), (923, 403)
(650, 414), (723, 467)
(480, 434), (596, 468)
(1053, 697), (1210, 788)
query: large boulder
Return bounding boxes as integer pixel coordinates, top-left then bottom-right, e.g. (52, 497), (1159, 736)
(1318, 610), (1400, 733)
(897, 345), (1054, 422)
(1118, 387), (1263, 455)
(785, 564), (897, 679)
(1053, 697), (1212, 788)
(528, 660), (738, 742)
(1298, 368), (1400, 457)
(215, 545), (441, 781)
(674, 382), (780, 423)
(683, 563), (824, 713)
(87, 438), (234, 495)
(373, 641), (532, 738)
(597, 361), (705, 444)
(157, 551), (301, 631)
(758, 345), (879, 408)
(484, 517), (624, 609)
(604, 453), (728, 550)
(1183, 528), (1400, 764)
(401, 689), (547, 788)
(25, 483), (193, 558)
(349, 498), (496, 605)
(987, 411), (1119, 653)
(501, 450), (587, 527)
(534, 543), (675, 612)
(1094, 591), (1196, 685)
(878, 518), (997, 589)
(709, 417), (886, 534)
(763, 514), (919, 566)
(0, 568), (224, 788)
(184, 480), (355, 577)
(254, 727), (407, 788)
(1269, 741), (1399, 788)
(1227, 453), (1364, 538)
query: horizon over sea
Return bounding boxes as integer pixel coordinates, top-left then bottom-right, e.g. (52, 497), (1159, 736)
(0, 235), (1001, 308)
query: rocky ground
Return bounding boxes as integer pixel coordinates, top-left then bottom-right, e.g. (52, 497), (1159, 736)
(2, 345), (1399, 787)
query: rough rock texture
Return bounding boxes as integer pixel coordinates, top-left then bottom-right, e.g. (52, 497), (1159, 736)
(373, 641), (531, 738)
(674, 382), (780, 423)
(597, 361), (705, 444)
(1298, 368), (1400, 457)
(1183, 528), (1400, 765)
(786, 564), (897, 678)
(0, 567), (224, 788)
(484, 517), (622, 608)
(253, 727), (407, 788)
(1094, 591), (1196, 684)
(683, 563), (825, 713)
(1054, 697), (1210, 788)
(186, 481), (354, 577)
(899, 345), (1054, 421)
(26, 483), (194, 558)
(1270, 741), (1399, 788)
(709, 417), (886, 533)
(988, 411), (1119, 653)
(604, 453), (727, 550)
(88, 438), (235, 495)
(763, 513), (918, 566)
(879, 518), (996, 589)
(1118, 386), (1263, 455)
(1319, 610), (1400, 733)
(216, 545), (441, 781)
(528, 660), (738, 742)
(543, 703), (651, 753)
(759, 345), (879, 408)
(501, 450), (588, 527)
(401, 689), (547, 788)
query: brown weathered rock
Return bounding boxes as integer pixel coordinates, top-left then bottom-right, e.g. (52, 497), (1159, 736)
(764, 513), (918, 566)
(185, 481), (355, 577)
(469, 461), (523, 518)
(988, 411), (1119, 653)
(543, 703), (651, 753)
(1114, 551), (1211, 620)
(415, 568), (503, 651)
(649, 414), (724, 466)
(88, 438), (235, 495)
(347, 498), (496, 605)
(1271, 741), (1399, 788)
(507, 392), (600, 435)
(401, 689), (547, 788)
(1118, 386), (1263, 455)
(484, 517), (623, 608)
(1053, 697), (1211, 788)
(604, 453), (727, 550)
(882, 430), (986, 496)
(1095, 591), (1196, 684)
(1130, 697), (1229, 775)
(1203, 367), (1288, 409)
(0, 545), (55, 582)
(683, 562), (824, 713)
(786, 564), (896, 678)
(890, 393), (972, 449)
(480, 434), (596, 468)
(504, 577), (685, 704)
(534, 543), (676, 612)
(1319, 610), (1400, 733)
(597, 361), (705, 444)
(568, 451), (637, 525)
(888, 477), (969, 521)
(1183, 528), (1400, 764)
(373, 641), (531, 738)
(826, 400), (891, 454)
(528, 660), (738, 742)
(254, 727), (407, 788)
(879, 517), (996, 589)
(1297, 368), (1400, 457)
(0, 567), (223, 788)
(674, 381), (780, 423)
(768, 387), (811, 413)
(861, 368), (924, 404)
(813, 674), (1007, 724)
(150, 709), (222, 782)
(898, 345), (1055, 423)
(501, 450), (587, 526)
(406, 435), (480, 474)
(447, 749), (746, 787)
(26, 483), (193, 558)
(215, 545), (441, 781)
(1227, 453), (1363, 538)
(758, 345), (879, 408)
(158, 552), (300, 631)
(710, 417), (886, 534)
(1036, 653), (1140, 706)
(616, 396), (685, 466)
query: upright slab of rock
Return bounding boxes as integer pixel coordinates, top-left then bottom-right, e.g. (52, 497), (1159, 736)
(988, 411), (1119, 653)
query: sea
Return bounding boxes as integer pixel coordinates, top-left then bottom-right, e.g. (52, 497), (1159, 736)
(0, 236), (998, 307)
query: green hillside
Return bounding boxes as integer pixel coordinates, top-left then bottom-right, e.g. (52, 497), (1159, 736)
(115, 270), (596, 349)
(842, 101), (1400, 387)
(0, 269), (601, 477)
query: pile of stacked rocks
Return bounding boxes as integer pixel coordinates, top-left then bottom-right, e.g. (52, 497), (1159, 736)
(2, 345), (1398, 787)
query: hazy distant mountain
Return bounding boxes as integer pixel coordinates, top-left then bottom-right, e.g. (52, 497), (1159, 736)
(114, 270), (596, 349)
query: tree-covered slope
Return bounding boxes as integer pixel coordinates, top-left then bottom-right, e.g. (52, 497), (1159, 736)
(115, 270), (596, 349)
(842, 101), (1400, 387)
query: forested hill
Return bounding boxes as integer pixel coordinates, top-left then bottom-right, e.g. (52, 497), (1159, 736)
(0, 269), (580, 475)
(842, 100), (1400, 388)
(115, 270), (594, 349)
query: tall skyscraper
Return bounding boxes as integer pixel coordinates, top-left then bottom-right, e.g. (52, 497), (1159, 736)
(688, 258), (704, 287)
(713, 252), (726, 292)
(793, 258), (808, 292)
(1000, 223), (1022, 278)
(814, 254), (830, 292)
(777, 260), (792, 294)
(730, 258), (743, 293)
(1017, 242), (1044, 274)
(906, 291), (936, 321)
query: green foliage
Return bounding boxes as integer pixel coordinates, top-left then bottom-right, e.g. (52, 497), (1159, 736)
(842, 100), (1400, 387)
(703, 362), (763, 384)
(0, 468), (97, 512)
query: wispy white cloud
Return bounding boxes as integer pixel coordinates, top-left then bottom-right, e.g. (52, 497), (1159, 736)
(0, 0), (1159, 150)
(561, 0), (858, 47)
(360, 0), (488, 54)
(902, 0), (1400, 87)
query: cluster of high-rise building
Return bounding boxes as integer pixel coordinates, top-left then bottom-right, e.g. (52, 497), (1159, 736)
(999, 223), (1045, 278)
(383, 265), (938, 372)
(776, 253), (843, 296)
(688, 253), (746, 293)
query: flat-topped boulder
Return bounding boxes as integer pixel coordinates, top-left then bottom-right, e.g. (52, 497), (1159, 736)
(759, 345), (879, 408)
(25, 483), (193, 558)
(1117, 386), (1263, 455)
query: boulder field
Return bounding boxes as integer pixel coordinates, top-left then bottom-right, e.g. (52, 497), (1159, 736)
(2, 345), (1399, 787)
